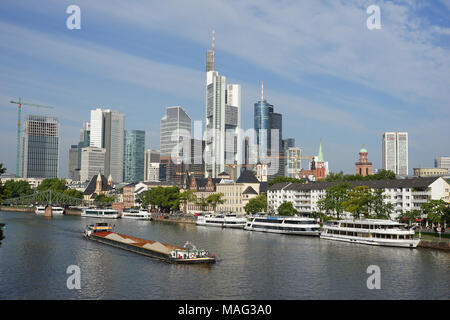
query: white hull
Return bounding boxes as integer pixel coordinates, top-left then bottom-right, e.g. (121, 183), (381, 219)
(244, 226), (320, 236)
(196, 214), (246, 229)
(121, 212), (152, 220)
(320, 235), (420, 248)
(35, 207), (64, 215)
(81, 213), (120, 219)
(196, 221), (246, 229)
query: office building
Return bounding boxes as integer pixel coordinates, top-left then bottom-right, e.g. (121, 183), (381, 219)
(435, 157), (450, 170)
(80, 146), (106, 182)
(413, 168), (449, 177)
(124, 130), (145, 183)
(144, 149), (160, 181)
(285, 147), (302, 178)
(204, 32), (242, 178)
(68, 145), (79, 180)
(89, 108), (125, 182)
(22, 115), (59, 178)
(382, 132), (408, 175)
(254, 82), (283, 178)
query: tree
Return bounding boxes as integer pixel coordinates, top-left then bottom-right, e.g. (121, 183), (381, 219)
(268, 176), (306, 187)
(368, 189), (394, 219)
(63, 188), (83, 199)
(206, 193), (225, 212)
(342, 185), (372, 219)
(1, 180), (33, 200)
(399, 209), (422, 226)
(37, 178), (67, 192)
(179, 190), (197, 214)
(422, 200), (450, 227)
(0, 163), (6, 175)
(94, 194), (115, 206)
(196, 196), (210, 212)
(277, 201), (297, 216)
(244, 193), (267, 214)
(317, 182), (350, 219)
(141, 186), (180, 213)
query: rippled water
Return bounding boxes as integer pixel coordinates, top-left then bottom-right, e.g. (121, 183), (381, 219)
(0, 211), (449, 299)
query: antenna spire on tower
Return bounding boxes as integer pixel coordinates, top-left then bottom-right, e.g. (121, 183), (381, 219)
(261, 80), (264, 101)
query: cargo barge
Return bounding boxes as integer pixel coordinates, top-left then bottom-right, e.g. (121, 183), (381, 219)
(84, 223), (216, 264)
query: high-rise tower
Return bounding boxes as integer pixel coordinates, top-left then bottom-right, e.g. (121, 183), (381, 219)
(382, 132), (408, 175)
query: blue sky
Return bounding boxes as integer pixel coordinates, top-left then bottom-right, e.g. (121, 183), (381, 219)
(0, 0), (449, 178)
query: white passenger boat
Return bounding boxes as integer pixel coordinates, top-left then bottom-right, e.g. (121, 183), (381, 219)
(35, 205), (64, 215)
(196, 213), (247, 229)
(320, 219), (420, 248)
(121, 209), (152, 220)
(81, 208), (120, 219)
(244, 215), (321, 236)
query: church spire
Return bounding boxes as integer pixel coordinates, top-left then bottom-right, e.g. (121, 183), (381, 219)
(318, 140), (324, 162)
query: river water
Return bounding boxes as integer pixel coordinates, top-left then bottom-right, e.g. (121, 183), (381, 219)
(0, 211), (448, 300)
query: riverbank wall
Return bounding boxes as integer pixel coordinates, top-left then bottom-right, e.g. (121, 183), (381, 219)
(418, 240), (450, 251)
(152, 216), (196, 224)
(0, 206), (34, 213)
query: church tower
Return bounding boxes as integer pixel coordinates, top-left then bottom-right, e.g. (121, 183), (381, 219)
(355, 145), (372, 177)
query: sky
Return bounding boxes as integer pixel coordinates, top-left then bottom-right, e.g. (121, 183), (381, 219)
(0, 0), (449, 178)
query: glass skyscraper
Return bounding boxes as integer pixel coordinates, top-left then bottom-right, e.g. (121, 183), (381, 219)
(22, 115), (59, 178)
(124, 130), (146, 183)
(254, 96), (283, 177)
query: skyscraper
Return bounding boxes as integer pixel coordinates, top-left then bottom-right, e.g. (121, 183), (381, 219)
(124, 130), (145, 183)
(144, 149), (160, 181)
(204, 31), (242, 178)
(80, 146), (106, 182)
(22, 115), (59, 178)
(68, 145), (79, 180)
(89, 108), (125, 182)
(254, 82), (283, 177)
(382, 132), (408, 175)
(435, 157), (450, 170)
(160, 106), (192, 185)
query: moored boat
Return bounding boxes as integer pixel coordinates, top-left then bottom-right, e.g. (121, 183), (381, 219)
(320, 219), (420, 248)
(196, 213), (246, 229)
(35, 205), (64, 215)
(84, 223), (216, 264)
(244, 214), (321, 236)
(121, 209), (152, 220)
(81, 208), (120, 219)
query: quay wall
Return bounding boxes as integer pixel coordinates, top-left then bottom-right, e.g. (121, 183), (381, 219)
(418, 240), (450, 251)
(152, 216), (196, 224)
(0, 206), (34, 213)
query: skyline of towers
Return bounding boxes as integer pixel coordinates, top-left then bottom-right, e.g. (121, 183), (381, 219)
(382, 132), (408, 176)
(21, 115), (59, 178)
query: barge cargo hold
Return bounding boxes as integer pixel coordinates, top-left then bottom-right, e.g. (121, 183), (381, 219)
(84, 224), (216, 264)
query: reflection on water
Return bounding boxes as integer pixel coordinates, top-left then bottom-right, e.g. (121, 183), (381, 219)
(0, 211), (449, 300)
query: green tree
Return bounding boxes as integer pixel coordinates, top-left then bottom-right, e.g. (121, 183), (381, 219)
(399, 209), (422, 226)
(206, 193), (225, 212)
(195, 196), (210, 212)
(317, 182), (350, 219)
(422, 200), (450, 227)
(94, 194), (115, 206)
(37, 178), (67, 192)
(141, 186), (180, 213)
(342, 185), (372, 219)
(1, 180), (33, 200)
(268, 176), (306, 187)
(277, 201), (297, 216)
(368, 189), (394, 219)
(244, 193), (267, 214)
(63, 188), (83, 199)
(0, 163), (6, 175)
(179, 190), (197, 214)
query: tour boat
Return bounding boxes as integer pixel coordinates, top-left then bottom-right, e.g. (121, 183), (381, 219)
(121, 209), (152, 220)
(320, 219), (420, 248)
(244, 214), (321, 236)
(84, 223), (216, 264)
(35, 205), (64, 215)
(196, 213), (247, 229)
(81, 208), (120, 219)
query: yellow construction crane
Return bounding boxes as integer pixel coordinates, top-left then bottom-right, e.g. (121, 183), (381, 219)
(224, 164), (255, 181)
(9, 99), (55, 177)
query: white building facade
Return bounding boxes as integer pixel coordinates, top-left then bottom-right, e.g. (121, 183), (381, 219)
(382, 132), (408, 175)
(268, 177), (450, 219)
